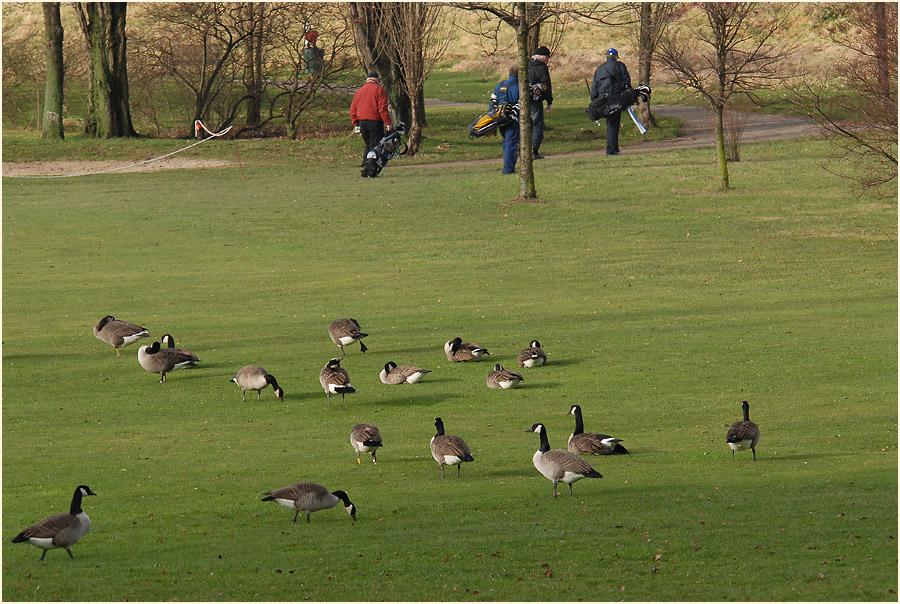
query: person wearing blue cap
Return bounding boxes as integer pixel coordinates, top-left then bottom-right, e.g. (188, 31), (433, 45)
(591, 48), (631, 155)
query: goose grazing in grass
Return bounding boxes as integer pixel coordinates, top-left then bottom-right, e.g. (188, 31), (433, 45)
(444, 337), (489, 362)
(430, 417), (475, 478)
(567, 404), (628, 455)
(379, 361), (431, 385)
(486, 363), (524, 389)
(350, 423), (383, 464)
(726, 400), (760, 461)
(232, 366), (284, 401)
(137, 341), (199, 383)
(319, 358), (355, 407)
(12, 485), (97, 561)
(517, 340), (547, 368)
(528, 423), (602, 497)
(328, 318), (368, 356)
(261, 482), (356, 524)
(93, 315), (148, 357)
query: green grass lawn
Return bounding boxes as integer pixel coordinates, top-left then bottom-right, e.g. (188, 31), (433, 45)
(2, 133), (897, 601)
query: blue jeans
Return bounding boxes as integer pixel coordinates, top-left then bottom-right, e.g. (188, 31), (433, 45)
(500, 123), (519, 174)
(605, 112), (621, 154)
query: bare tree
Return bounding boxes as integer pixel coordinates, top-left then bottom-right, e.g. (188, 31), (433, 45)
(455, 2), (564, 199)
(137, 3), (257, 132)
(788, 3), (897, 197)
(374, 3), (450, 154)
(42, 2), (64, 139)
(74, 2), (137, 137)
(627, 3), (679, 127)
(268, 4), (358, 139)
(656, 3), (796, 189)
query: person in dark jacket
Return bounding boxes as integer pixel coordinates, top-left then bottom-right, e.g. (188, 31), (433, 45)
(527, 46), (553, 159)
(591, 48), (631, 155)
(351, 71), (392, 177)
(492, 66), (521, 175)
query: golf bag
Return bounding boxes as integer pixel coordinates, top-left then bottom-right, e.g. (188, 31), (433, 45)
(468, 81), (516, 138)
(364, 122), (407, 178)
(586, 85), (651, 121)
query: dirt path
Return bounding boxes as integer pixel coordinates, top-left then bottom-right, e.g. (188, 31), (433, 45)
(399, 104), (818, 169)
(2, 105), (817, 177)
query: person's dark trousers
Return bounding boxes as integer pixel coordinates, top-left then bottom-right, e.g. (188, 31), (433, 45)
(530, 103), (545, 152)
(359, 119), (385, 165)
(605, 112), (621, 154)
(500, 123), (519, 174)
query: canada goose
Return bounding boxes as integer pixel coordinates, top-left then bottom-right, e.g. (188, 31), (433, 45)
(431, 417), (475, 478)
(726, 400), (760, 461)
(379, 361), (431, 385)
(232, 366), (284, 401)
(137, 341), (199, 383)
(261, 482), (356, 524)
(328, 318), (368, 356)
(12, 485), (97, 561)
(319, 358), (355, 407)
(486, 363), (524, 389)
(93, 315), (148, 356)
(159, 334), (199, 365)
(350, 423), (383, 463)
(517, 340), (547, 368)
(444, 337), (489, 362)
(528, 423), (602, 497)
(567, 405), (629, 455)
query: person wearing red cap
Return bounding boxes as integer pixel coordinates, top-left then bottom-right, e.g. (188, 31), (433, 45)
(350, 71), (392, 177)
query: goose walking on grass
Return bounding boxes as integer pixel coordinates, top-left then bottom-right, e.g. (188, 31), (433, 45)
(486, 364), (524, 389)
(517, 340), (547, 368)
(528, 423), (602, 497)
(726, 400), (760, 461)
(137, 341), (199, 383)
(379, 361), (431, 385)
(567, 405), (628, 455)
(261, 482), (356, 524)
(350, 423), (383, 464)
(232, 366), (284, 401)
(444, 337), (489, 362)
(329, 318), (368, 356)
(431, 417), (474, 478)
(12, 485), (97, 561)
(320, 358), (355, 407)
(94, 315), (148, 357)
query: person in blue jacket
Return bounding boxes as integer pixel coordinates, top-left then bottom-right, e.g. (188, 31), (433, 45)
(492, 65), (521, 174)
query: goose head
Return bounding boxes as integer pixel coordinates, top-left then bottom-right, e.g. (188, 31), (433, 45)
(530, 340), (542, 348)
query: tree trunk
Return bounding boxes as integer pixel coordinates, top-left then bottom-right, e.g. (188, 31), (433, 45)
(636, 3), (656, 127)
(714, 103), (729, 189)
(245, 3), (265, 127)
(874, 3), (891, 92)
(516, 3), (536, 199)
(525, 2), (543, 54)
(42, 2), (65, 140)
(76, 2), (137, 137)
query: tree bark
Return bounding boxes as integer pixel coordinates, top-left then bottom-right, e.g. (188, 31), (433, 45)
(516, 3), (536, 199)
(76, 2), (137, 137)
(635, 3), (655, 127)
(244, 2), (266, 127)
(42, 2), (65, 139)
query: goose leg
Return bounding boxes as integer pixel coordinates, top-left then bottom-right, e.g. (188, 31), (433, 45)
(731, 450), (735, 462)
(39, 550), (47, 562)
(66, 547), (74, 559)
(553, 482), (558, 498)
(340, 393), (344, 407)
(306, 512), (311, 524)
(327, 392), (332, 408)
(116, 347), (121, 357)
(752, 448), (757, 461)
(357, 453), (362, 464)
(457, 465), (461, 478)
(257, 391), (261, 402)
(440, 464), (445, 479)
(569, 484), (574, 497)
(292, 510), (299, 523)
(372, 451), (377, 464)
(241, 391), (246, 402)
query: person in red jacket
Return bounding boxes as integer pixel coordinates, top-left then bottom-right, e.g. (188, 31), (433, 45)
(350, 71), (392, 177)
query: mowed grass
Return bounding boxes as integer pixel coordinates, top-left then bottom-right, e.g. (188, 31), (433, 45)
(2, 137), (897, 601)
